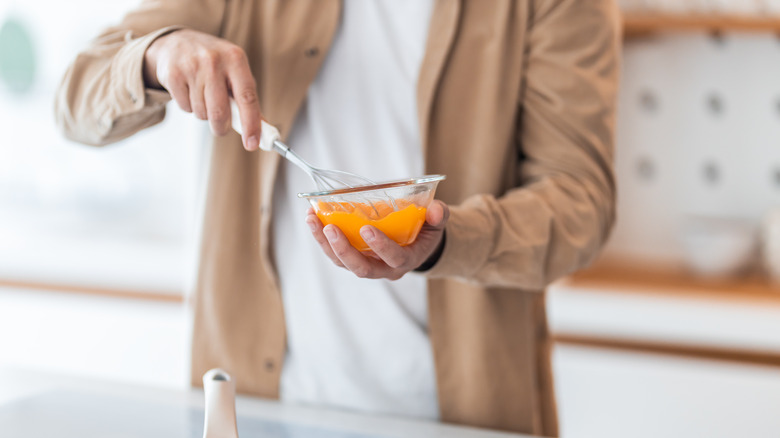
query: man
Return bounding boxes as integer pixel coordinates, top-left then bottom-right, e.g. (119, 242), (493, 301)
(55, 0), (620, 435)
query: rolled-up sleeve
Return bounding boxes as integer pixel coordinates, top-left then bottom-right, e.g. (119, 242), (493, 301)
(54, 0), (226, 146)
(427, 0), (621, 290)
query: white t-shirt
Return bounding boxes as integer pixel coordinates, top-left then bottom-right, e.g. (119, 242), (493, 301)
(271, 0), (438, 420)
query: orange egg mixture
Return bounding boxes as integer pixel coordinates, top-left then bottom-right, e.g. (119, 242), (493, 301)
(316, 200), (427, 252)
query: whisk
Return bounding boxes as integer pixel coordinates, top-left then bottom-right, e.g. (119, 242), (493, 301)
(230, 104), (397, 213)
(229, 102), (374, 189)
(259, 122), (378, 191)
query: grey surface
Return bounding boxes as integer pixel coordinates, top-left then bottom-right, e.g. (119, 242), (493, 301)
(0, 390), (379, 438)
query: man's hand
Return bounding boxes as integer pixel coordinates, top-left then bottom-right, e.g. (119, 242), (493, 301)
(306, 200), (450, 280)
(143, 29), (262, 151)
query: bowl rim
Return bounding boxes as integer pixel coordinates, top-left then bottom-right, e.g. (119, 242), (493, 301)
(297, 174), (446, 198)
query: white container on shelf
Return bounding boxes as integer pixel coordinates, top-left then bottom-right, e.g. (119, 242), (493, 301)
(678, 215), (759, 280)
(762, 207), (780, 285)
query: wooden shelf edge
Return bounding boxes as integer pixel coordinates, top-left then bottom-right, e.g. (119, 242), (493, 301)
(563, 259), (780, 304)
(555, 333), (780, 368)
(623, 13), (780, 37)
(0, 279), (184, 303)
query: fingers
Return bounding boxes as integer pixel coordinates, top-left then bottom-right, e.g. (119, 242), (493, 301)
(360, 226), (408, 269)
(306, 201), (450, 280)
(166, 78), (191, 113)
(305, 207), (450, 281)
(226, 48), (261, 151)
(149, 30), (261, 148)
(306, 211), (344, 268)
(324, 225), (393, 279)
(205, 79), (230, 135)
(189, 75), (207, 121)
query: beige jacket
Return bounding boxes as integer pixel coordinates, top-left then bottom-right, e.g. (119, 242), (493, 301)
(55, 0), (620, 435)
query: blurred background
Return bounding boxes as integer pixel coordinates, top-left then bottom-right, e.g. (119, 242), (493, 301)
(1, 0), (780, 437)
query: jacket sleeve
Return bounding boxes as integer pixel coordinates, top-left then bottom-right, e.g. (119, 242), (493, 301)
(54, 0), (226, 146)
(427, 0), (621, 290)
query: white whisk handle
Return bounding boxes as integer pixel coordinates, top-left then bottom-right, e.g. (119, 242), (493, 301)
(258, 120), (281, 152)
(230, 100), (281, 152)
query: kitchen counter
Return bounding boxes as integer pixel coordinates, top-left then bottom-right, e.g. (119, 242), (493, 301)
(0, 367), (537, 438)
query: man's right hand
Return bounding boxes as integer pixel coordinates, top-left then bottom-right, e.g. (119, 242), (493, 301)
(143, 29), (262, 151)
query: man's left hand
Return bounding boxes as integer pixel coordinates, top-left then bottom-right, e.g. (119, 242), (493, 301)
(306, 200), (449, 280)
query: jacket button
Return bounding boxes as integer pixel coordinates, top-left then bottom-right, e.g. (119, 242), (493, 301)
(304, 47), (319, 57)
(264, 359), (275, 372)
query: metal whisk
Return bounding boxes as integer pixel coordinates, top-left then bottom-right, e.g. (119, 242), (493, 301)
(231, 105), (397, 213)
(259, 123), (377, 191)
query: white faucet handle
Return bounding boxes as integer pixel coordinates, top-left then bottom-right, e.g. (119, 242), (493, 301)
(202, 369), (239, 438)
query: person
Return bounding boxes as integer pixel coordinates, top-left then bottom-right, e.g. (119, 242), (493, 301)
(55, 0), (620, 435)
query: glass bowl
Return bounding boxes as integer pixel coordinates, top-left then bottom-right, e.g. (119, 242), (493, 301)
(298, 175), (446, 252)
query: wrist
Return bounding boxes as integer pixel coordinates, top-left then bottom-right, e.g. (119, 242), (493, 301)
(414, 230), (447, 273)
(142, 29), (180, 90)
(142, 40), (163, 89)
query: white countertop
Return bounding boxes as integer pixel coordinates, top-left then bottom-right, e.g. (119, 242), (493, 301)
(0, 367), (536, 438)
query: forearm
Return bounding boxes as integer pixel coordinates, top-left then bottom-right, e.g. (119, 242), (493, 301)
(426, 173), (614, 289)
(54, 0), (225, 146)
(425, 0), (620, 289)
(55, 27), (178, 146)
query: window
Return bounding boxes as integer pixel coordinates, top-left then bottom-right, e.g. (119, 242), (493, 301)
(0, 1), (207, 295)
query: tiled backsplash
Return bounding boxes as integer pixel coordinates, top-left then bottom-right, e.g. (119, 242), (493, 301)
(604, 33), (780, 267)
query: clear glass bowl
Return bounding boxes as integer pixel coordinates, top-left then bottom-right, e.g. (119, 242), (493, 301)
(298, 175), (446, 252)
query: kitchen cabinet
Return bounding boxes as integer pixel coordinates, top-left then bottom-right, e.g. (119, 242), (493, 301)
(0, 286), (188, 389)
(554, 344), (780, 438)
(549, 278), (780, 437)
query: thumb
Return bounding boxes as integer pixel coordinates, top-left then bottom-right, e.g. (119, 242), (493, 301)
(425, 200), (449, 229)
